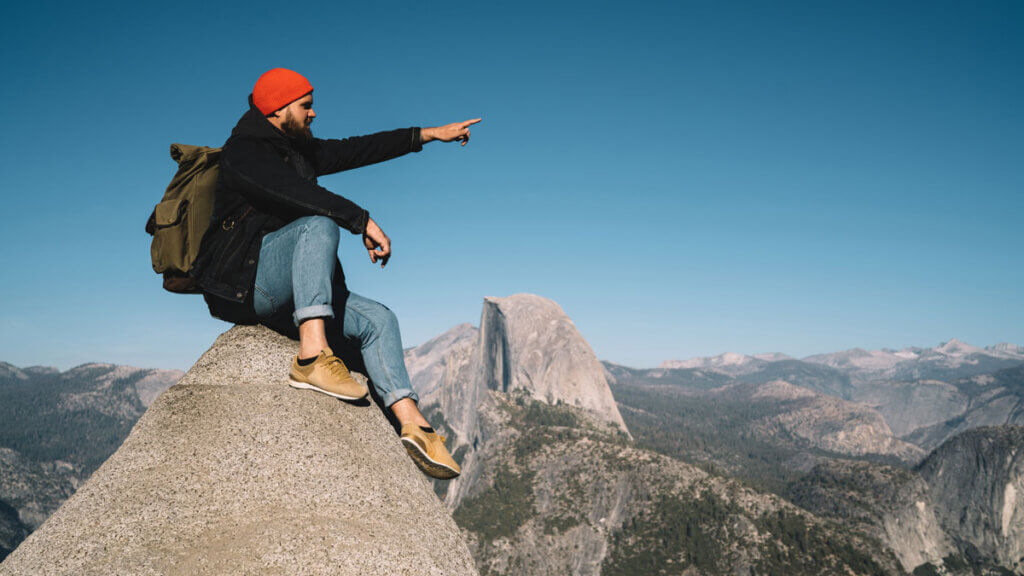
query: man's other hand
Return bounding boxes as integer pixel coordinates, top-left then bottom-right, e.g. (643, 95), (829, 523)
(363, 217), (391, 268)
(421, 118), (482, 146)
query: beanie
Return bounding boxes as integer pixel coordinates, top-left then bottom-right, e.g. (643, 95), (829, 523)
(252, 68), (314, 115)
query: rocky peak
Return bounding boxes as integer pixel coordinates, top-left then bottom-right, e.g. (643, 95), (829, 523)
(932, 338), (986, 357)
(1, 325), (478, 576)
(659, 351), (790, 374)
(478, 294), (629, 435)
(803, 347), (907, 374)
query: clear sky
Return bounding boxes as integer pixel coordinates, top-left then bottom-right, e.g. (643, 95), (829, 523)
(1, 1), (1021, 370)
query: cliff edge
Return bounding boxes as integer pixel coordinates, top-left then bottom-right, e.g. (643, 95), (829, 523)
(0, 325), (478, 576)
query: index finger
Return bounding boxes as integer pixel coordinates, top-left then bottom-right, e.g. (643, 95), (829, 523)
(461, 118), (482, 128)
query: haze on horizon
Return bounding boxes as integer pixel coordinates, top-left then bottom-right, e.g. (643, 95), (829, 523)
(1, 1), (1021, 371)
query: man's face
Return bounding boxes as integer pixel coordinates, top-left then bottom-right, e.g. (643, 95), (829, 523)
(276, 93), (316, 141)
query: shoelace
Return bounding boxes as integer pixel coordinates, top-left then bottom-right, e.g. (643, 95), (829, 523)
(324, 356), (352, 380)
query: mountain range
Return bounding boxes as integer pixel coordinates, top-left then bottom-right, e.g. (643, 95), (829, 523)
(656, 338), (1024, 453)
(403, 298), (1024, 575)
(3, 297), (1023, 574)
(663, 339), (1024, 385)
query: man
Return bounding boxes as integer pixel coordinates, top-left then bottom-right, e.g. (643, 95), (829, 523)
(191, 68), (480, 479)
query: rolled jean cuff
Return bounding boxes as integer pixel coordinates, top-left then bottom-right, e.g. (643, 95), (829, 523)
(382, 387), (419, 408)
(293, 304), (335, 327)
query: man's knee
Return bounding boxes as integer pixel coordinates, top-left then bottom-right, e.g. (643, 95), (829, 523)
(379, 306), (399, 333)
(355, 299), (400, 341)
(369, 302), (399, 333)
(296, 215), (339, 243)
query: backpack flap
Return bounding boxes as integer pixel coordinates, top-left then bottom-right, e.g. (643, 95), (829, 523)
(153, 197), (189, 229)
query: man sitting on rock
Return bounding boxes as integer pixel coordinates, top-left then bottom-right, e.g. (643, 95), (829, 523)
(192, 68), (478, 479)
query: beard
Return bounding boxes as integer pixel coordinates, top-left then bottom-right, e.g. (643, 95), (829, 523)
(281, 110), (314, 142)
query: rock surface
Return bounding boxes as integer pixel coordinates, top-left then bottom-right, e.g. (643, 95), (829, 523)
(851, 379), (969, 437)
(741, 380), (926, 463)
(785, 459), (957, 572)
(790, 426), (1024, 574)
(917, 426), (1024, 571)
(0, 325), (477, 576)
(478, 294), (629, 435)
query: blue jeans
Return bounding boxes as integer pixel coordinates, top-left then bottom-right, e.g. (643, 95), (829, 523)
(253, 215), (419, 407)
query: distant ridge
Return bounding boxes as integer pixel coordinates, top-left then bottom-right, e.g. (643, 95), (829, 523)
(658, 339), (1024, 382)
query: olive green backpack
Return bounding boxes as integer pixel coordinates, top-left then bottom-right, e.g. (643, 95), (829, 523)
(145, 143), (221, 293)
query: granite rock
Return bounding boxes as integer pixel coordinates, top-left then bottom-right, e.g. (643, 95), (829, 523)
(1, 325), (478, 576)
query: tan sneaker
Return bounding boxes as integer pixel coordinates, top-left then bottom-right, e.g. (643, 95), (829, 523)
(288, 347), (368, 401)
(400, 423), (461, 479)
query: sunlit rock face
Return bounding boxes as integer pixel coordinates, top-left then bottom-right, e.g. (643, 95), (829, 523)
(917, 426), (1024, 571)
(477, 294), (629, 436)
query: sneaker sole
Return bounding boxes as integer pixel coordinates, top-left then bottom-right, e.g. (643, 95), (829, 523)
(287, 378), (368, 401)
(401, 436), (460, 479)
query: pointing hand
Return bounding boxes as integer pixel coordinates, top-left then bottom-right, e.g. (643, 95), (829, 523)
(421, 118), (482, 146)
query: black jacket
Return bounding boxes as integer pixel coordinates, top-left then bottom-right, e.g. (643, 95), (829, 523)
(192, 97), (422, 324)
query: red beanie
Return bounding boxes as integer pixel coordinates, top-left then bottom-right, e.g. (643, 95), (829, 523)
(252, 68), (314, 115)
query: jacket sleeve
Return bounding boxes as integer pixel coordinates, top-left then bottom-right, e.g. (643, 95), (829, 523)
(312, 127), (422, 176)
(221, 137), (369, 234)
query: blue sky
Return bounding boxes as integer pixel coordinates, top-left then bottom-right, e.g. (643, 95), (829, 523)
(1, 1), (1021, 370)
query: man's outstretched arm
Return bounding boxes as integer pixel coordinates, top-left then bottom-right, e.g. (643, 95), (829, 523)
(312, 118), (482, 175)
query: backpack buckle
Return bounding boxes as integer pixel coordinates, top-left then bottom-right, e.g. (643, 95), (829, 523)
(221, 219), (235, 230)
